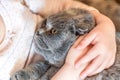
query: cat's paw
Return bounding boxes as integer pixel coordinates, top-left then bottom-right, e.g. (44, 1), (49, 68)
(10, 70), (30, 80)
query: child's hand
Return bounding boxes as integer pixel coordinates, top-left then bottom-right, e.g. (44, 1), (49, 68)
(75, 11), (116, 79)
(52, 36), (91, 80)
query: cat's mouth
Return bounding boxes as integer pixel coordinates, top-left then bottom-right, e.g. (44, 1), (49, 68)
(34, 34), (49, 50)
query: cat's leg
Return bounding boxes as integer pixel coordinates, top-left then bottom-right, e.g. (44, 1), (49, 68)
(10, 61), (50, 80)
(40, 66), (59, 80)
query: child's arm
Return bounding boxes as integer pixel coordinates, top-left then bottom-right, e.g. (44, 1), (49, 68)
(75, 10), (116, 79)
(25, 0), (98, 17)
(51, 10), (116, 80)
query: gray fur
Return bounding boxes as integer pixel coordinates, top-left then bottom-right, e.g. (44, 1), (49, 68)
(10, 8), (95, 80)
(11, 1), (120, 80)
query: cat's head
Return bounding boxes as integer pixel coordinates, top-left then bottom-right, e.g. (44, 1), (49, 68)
(34, 8), (95, 66)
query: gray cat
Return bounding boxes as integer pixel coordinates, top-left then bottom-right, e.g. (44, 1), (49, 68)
(10, 8), (95, 80)
(10, 8), (120, 80)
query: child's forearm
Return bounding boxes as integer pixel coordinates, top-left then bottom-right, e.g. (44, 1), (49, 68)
(25, 0), (99, 17)
(51, 62), (88, 80)
(51, 64), (79, 80)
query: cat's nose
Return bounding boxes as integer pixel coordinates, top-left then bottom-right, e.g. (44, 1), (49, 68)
(36, 29), (45, 35)
(36, 31), (40, 35)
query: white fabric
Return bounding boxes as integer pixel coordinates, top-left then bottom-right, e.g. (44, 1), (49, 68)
(0, 0), (42, 80)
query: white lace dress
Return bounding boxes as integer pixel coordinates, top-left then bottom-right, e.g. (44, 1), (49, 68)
(0, 0), (41, 79)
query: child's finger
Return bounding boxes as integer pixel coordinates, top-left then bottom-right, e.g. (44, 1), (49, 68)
(80, 56), (103, 80)
(71, 36), (84, 48)
(76, 31), (97, 50)
(106, 56), (115, 69)
(75, 45), (98, 69)
(88, 59), (107, 76)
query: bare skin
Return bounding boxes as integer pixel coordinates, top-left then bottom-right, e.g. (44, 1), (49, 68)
(52, 10), (116, 80)
(51, 10), (116, 80)
(0, 0), (116, 80)
(37, 0), (116, 79)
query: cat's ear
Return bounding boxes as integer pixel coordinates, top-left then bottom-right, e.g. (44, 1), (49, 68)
(75, 24), (89, 36)
(69, 24), (89, 36)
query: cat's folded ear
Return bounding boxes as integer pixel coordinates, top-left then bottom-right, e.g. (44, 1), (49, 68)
(68, 15), (95, 36)
(75, 24), (90, 35)
(69, 23), (91, 36)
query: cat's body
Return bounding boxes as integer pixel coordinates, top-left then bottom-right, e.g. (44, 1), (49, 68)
(10, 8), (95, 80)
(10, 1), (120, 80)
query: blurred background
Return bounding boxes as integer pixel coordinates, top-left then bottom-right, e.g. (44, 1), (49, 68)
(77, 0), (120, 32)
